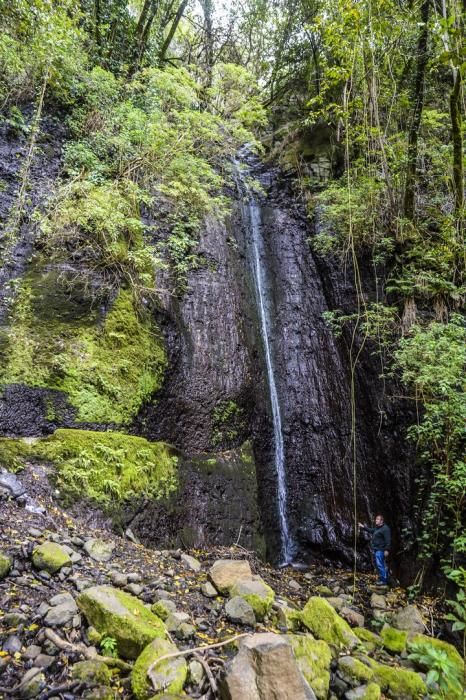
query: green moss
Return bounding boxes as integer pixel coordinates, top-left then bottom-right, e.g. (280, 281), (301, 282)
(131, 638), (187, 700)
(355, 683), (381, 699)
(72, 660), (112, 685)
(314, 585), (333, 597)
(77, 585), (167, 659)
(370, 661), (426, 698)
(151, 600), (174, 621)
(381, 626), (408, 654)
(229, 578), (275, 620)
(354, 627), (383, 651)
(337, 655), (374, 684)
(300, 597), (359, 652)
(407, 634), (464, 679)
(32, 542), (72, 573)
(0, 552), (11, 579)
(0, 281), (166, 425)
(32, 428), (178, 512)
(0, 438), (30, 472)
(288, 634), (331, 700)
(211, 400), (246, 447)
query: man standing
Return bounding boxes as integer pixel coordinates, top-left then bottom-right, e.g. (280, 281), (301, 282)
(358, 515), (391, 586)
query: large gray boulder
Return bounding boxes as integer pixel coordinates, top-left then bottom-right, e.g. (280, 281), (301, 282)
(209, 560), (252, 593)
(391, 605), (425, 636)
(83, 539), (115, 562)
(220, 633), (316, 700)
(225, 596), (256, 626)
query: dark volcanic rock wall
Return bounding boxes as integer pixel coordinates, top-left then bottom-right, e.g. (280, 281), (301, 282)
(138, 160), (416, 567)
(135, 215), (263, 452)
(235, 165), (415, 566)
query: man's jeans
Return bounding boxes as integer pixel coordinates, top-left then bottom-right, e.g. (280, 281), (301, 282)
(374, 550), (388, 584)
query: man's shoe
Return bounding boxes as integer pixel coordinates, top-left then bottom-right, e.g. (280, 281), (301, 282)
(375, 581), (387, 586)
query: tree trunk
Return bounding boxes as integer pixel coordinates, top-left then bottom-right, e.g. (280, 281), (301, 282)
(158, 0), (189, 64)
(128, 0), (157, 77)
(403, 0), (430, 220)
(450, 69), (463, 218)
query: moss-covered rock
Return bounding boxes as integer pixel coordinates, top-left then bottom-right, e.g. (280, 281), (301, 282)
(346, 683), (381, 700)
(151, 600), (176, 621)
(33, 429), (178, 513)
(407, 634), (464, 680)
(337, 655), (374, 686)
(300, 597), (359, 652)
(274, 604), (301, 632)
(354, 627), (383, 652)
(370, 660), (426, 699)
(0, 552), (11, 580)
(32, 542), (72, 574)
(0, 282), (166, 425)
(381, 626), (408, 654)
(287, 633), (331, 699)
(72, 660), (112, 685)
(229, 577), (275, 619)
(314, 585), (333, 597)
(77, 585), (167, 659)
(0, 439), (30, 472)
(131, 638), (187, 700)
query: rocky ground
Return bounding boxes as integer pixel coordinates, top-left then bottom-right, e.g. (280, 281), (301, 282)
(0, 462), (464, 700)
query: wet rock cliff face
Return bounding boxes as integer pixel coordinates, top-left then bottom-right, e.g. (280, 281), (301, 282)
(0, 124), (415, 568)
(135, 159), (415, 568)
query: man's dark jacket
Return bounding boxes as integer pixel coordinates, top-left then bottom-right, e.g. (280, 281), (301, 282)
(363, 524), (391, 551)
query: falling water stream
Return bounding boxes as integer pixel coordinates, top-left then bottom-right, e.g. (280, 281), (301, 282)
(235, 160), (292, 564)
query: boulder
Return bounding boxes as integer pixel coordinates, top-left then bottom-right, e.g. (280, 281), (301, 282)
(0, 552), (11, 580)
(72, 660), (111, 685)
(288, 634), (331, 699)
(0, 470), (26, 497)
(209, 559), (252, 594)
(201, 581), (218, 598)
(300, 597), (359, 652)
(77, 585), (166, 659)
(180, 553), (201, 572)
(225, 596), (256, 626)
(353, 628), (383, 652)
(32, 543), (71, 574)
(229, 577), (275, 619)
(44, 599), (78, 626)
(345, 683), (381, 699)
(175, 622), (195, 640)
(18, 668), (45, 699)
(84, 539), (115, 562)
(220, 633), (316, 700)
(314, 585), (333, 597)
(370, 594), (386, 610)
(151, 599), (177, 621)
(165, 612), (190, 633)
(340, 607), (365, 628)
(369, 660), (426, 699)
(391, 605), (425, 636)
(337, 656), (374, 687)
(380, 626), (407, 654)
(131, 638), (187, 700)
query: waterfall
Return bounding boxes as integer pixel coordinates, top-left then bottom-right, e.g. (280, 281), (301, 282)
(235, 161), (292, 564)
